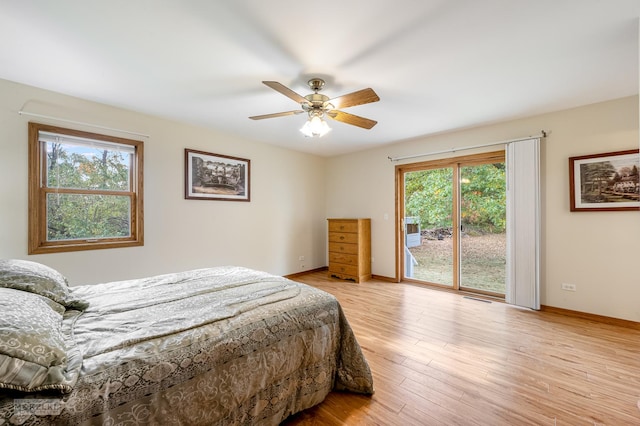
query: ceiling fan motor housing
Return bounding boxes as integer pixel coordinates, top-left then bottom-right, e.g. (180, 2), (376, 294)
(303, 78), (332, 114)
(302, 93), (332, 113)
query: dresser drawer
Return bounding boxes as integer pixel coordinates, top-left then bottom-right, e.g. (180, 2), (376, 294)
(328, 232), (359, 244)
(329, 263), (359, 277)
(328, 252), (358, 266)
(328, 242), (359, 255)
(328, 221), (359, 233)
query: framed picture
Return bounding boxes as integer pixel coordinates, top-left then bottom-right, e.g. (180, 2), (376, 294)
(185, 149), (250, 201)
(569, 149), (639, 211)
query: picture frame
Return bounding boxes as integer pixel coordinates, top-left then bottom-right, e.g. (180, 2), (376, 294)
(185, 149), (250, 201)
(569, 149), (639, 212)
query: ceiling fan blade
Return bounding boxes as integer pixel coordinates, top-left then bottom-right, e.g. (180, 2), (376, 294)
(328, 88), (379, 109)
(262, 81), (311, 106)
(249, 110), (304, 120)
(327, 110), (377, 129)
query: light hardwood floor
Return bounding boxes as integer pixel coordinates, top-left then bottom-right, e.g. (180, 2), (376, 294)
(283, 271), (640, 425)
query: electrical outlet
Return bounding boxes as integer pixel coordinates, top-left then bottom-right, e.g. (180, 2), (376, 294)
(561, 283), (576, 292)
(300, 264), (305, 270)
(298, 256), (305, 261)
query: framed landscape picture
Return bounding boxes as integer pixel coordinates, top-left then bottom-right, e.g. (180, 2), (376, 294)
(569, 149), (639, 211)
(185, 149), (250, 201)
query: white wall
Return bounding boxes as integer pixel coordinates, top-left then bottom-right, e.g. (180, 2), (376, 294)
(327, 96), (640, 322)
(2, 78), (638, 322)
(0, 79), (327, 284)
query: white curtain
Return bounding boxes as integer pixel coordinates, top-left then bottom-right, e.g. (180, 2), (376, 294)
(505, 138), (540, 309)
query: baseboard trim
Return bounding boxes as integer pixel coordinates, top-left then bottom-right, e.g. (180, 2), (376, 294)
(284, 266), (327, 279)
(371, 274), (399, 283)
(540, 305), (640, 330)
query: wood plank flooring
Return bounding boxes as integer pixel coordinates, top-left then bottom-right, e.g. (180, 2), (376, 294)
(283, 271), (640, 425)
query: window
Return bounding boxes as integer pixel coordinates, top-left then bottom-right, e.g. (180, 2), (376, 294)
(28, 122), (143, 254)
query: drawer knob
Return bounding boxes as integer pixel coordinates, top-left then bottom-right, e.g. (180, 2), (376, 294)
(339, 236), (344, 240)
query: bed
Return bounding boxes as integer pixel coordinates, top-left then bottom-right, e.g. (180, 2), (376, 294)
(0, 260), (373, 425)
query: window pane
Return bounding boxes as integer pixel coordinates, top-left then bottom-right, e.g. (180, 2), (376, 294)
(46, 193), (131, 241)
(404, 167), (454, 286)
(45, 140), (131, 191)
(460, 163), (506, 294)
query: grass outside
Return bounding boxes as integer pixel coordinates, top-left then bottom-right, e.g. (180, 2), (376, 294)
(407, 232), (506, 294)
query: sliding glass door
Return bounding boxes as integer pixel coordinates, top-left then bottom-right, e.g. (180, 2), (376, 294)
(459, 163), (506, 294)
(404, 167), (455, 286)
(398, 152), (506, 297)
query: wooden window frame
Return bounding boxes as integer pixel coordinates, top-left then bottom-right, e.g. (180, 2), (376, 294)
(28, 122), (144, 254)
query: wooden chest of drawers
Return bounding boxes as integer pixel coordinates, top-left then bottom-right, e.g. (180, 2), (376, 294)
(327, 218), (371, 283)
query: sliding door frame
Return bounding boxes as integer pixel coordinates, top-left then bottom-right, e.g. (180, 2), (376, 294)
(395, 150), (505, 293)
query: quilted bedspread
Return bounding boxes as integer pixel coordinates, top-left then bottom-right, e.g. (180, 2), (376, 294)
(0, 266), (373, 425)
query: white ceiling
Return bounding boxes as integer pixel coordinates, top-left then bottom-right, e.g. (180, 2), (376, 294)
(1, 0), (638, 156)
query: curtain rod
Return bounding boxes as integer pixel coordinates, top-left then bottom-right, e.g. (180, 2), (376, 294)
(387, 131), (547, 162)
(17, 110), (150, 139)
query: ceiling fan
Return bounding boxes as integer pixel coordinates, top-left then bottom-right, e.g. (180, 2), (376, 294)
(249, 78), (380, 137)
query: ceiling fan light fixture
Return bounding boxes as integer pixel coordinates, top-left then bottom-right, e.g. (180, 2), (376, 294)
(300, 113), (331, 138)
